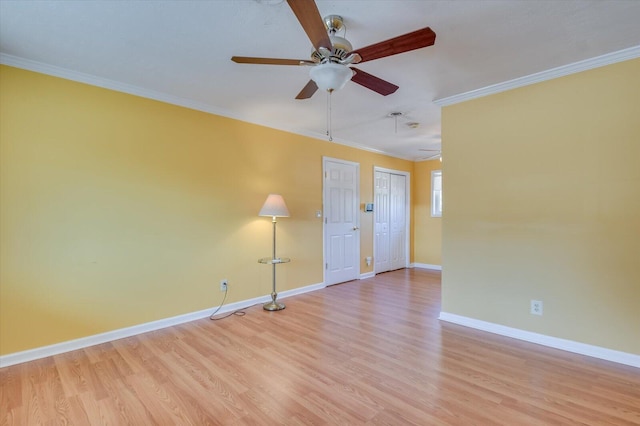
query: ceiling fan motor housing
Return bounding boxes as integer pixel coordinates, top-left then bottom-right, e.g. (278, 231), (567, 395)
(311, 15), (353, 64)
(311, 35), (353, 63)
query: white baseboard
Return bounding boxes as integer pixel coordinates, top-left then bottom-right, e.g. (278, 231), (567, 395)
(0, 281), (325, 368)
(439, 312), (640, 369)
(279, 282), (326, 299)
(411, 263), (442, 271)
(359, 271), (375, 279)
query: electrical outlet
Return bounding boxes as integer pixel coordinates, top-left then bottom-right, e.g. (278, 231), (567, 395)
(530, 300), (543, 316)
(220, 279), (228, 292)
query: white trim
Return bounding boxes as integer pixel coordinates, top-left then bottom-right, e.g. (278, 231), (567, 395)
(434, 45), (640, 107)
(438, 312), (640, 368)
(0, 53), (417, 161)
(359, 271), (375, 280)
(0, 53), (232, 118)
(4, 47), (639, 162)
(279, 282), (327, 299)
(0, 281), (324, 368)
(411, 263), (442, 271)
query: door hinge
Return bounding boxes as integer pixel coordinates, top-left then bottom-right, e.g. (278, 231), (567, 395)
(325, 263), (328, 270)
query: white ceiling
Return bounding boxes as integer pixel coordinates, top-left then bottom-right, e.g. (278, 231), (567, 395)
(1, 0), (639, 160)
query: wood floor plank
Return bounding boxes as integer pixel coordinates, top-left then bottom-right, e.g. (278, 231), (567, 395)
(1, 269), (639, 425)
(0, 362), (22, 411)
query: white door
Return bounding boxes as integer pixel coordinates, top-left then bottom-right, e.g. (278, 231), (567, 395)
(324, 158), (360, 285)
(374, 168), (409, 273)
(374, 171), (390, 272)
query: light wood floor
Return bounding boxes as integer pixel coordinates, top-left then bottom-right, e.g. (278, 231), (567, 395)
(1, 268), (639, 425)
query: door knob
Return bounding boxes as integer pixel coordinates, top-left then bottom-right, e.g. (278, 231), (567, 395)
(353, 226), (360, 230)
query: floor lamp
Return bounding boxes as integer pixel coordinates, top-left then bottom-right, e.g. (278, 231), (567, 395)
(258, 194), (290, 311)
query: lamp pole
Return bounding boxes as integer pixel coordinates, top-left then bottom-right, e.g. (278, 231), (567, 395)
(263, 216), (286, 311)
(258, 194), (289, 311)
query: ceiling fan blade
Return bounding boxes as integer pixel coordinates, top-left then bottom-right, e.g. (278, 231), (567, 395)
(353, 27), (436, 63)
(351, 67), (399, 96)
(231, 56), (314, 66)
(295, 80), (319, 99)
(286, 0), (332, 51)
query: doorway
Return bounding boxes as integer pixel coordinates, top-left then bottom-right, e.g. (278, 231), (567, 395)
(374, 167), (409, 273)
(323, 157), (360, 285)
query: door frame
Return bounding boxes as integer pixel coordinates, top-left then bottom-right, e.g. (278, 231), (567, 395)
(323, 156), (360, 285)
(373, 166), (410, 274)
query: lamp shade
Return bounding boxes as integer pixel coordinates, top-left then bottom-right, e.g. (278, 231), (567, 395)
(309, 62), (353, 92)
(259, 194), (290, 218)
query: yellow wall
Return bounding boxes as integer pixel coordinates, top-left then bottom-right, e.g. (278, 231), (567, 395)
(441, 58), (640, 354)
(0, 65), (415, 355)
(413, 160), (442, 265)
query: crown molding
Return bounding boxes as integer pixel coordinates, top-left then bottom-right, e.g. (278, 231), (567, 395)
(296, 128), (418, 161)
(0, 53), (415, 161)
(5, 47), (637, 162)
(0, 53), (236, 117)
(433, 45), (640, 107)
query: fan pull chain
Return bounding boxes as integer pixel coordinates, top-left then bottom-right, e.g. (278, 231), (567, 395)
(326, 90), (333, 141)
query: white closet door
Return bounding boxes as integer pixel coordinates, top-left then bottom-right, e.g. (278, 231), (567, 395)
(389, 173), (407, 270)
(374, 169), (408, 274)
(374, 171), (390, 273)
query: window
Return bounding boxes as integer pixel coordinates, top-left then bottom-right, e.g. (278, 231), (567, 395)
(431, 170), (442, 217)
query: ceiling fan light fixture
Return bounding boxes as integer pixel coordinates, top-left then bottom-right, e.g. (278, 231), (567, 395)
(310, 62), (353, 92)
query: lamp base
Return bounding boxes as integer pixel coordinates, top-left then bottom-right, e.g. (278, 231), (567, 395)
(263, 300), (285, 311)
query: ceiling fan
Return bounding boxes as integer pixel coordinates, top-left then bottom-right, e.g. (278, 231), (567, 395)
(231, 0), (436, 99)
(419, 148), (442, 161)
